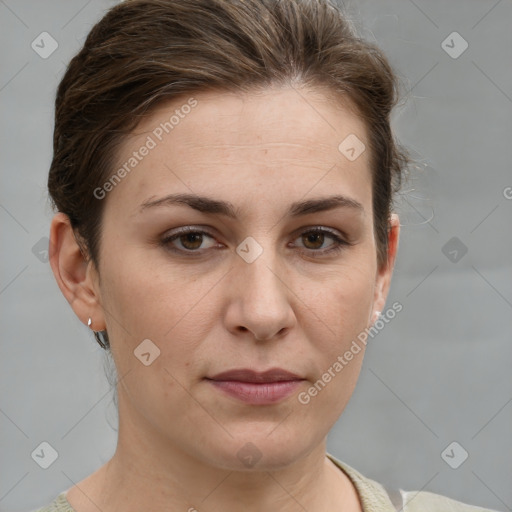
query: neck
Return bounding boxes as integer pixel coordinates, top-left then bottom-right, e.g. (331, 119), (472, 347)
(68, 396), (362, 512)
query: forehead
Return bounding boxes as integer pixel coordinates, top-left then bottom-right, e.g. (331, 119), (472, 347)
(136, 85), (367, 149)
(105, 86), (372, 215)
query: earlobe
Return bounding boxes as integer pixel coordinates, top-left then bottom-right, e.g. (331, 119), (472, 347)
(48, 212), (106, 330)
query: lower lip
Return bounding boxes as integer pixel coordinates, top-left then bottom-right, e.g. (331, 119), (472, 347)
(206, 379), (304, 404)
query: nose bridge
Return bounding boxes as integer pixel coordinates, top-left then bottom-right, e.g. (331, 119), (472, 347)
(237, 237), (285, 306)
(230, 234), (294, 339)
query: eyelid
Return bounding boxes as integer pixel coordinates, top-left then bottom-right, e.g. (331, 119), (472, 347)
(291, 225), (349, 243)
(160, 225), (352, 256)
(160, 226), (220, 252)
(290, 226), (352, 257)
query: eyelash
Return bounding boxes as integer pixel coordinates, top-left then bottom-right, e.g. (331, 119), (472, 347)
(160, 226), (351, 258)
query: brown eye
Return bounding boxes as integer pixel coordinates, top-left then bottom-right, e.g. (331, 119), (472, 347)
(161, 228), (218, 254)
(179, 232), (204, 250)
(293, 228), (350, 258)
(301, 231), (327, 250)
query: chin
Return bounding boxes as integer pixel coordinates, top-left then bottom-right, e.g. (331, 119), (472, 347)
(202, 431), (314, 472)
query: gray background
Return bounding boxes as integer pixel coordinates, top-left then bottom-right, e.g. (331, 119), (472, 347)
(1, 0), (511, 511)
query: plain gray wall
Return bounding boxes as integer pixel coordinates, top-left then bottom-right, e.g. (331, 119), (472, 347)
(1, 1), (511, 511)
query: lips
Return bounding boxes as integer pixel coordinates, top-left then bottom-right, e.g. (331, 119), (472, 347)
(206, 368), (303, 383)
(205, 368), (305, 404)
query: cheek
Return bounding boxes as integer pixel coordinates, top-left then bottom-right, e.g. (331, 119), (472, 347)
(100, 246), (210, 336)
(306, 259), (375, 345)
(297, 269), (373, 422)
(297, 261), (374, 410)
(99, 250), (224, 384)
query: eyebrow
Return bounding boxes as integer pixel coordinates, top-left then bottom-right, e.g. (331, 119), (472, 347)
(138, 193), (364, 218)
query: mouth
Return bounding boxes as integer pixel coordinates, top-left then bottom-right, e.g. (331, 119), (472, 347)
(204, 368), (305, 405)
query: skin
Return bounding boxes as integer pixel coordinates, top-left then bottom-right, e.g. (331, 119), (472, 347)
(49, 85), (399, 512)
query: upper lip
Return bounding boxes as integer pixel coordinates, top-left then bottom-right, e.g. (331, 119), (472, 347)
(206, 368), (304, 383)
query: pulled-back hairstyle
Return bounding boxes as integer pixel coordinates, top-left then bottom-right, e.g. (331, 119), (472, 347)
(48, 0), (411, 352)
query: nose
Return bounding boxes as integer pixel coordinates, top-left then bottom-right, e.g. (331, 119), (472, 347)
(223, 250), (296, 342)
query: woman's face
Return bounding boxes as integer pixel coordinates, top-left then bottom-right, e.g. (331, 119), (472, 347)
(75, 86), (398, 470)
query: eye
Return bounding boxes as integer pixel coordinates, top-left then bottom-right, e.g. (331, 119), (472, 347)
(160, 226), (351, 257)
(161, 227), (219, 254)
(292, 227), (350, 257)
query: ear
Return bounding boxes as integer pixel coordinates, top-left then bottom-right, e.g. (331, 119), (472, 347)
(370, 213), (400, 324)
(48, 212), (106, 331)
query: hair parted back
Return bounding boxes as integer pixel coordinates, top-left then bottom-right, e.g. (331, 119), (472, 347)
(48, 0), (411, 352)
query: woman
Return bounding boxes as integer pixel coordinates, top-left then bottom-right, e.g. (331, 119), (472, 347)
(35, 0), (500, 510)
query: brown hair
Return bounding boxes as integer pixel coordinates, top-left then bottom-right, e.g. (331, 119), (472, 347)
(48, 0), (411, 350)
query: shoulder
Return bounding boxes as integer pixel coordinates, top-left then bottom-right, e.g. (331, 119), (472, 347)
(401, 490), (501, 512)
(31, 491), (76, 512)
(400, 490), (497, 512)
(326, 453), (501, 512)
